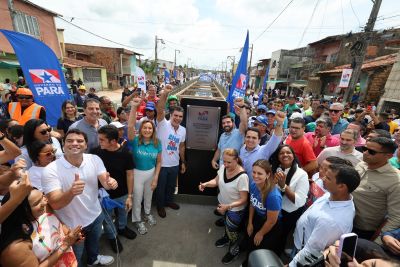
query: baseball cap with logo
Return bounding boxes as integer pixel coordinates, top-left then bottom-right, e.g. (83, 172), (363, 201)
(145, 102), (156, 111)
(257, 105), (268, 112)
(255, 115), (268, 126)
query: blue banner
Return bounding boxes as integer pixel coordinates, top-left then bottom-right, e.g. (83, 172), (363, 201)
(173, 69), (177, 79)
(0, 30), (70, 126)
(164, 69), (170, 84)
(227, 31), (249, 112)
(258, 66), (270, 100)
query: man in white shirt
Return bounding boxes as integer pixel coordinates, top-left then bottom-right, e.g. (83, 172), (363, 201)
(42, 129), (118, 267)
(290, 164), (361, 267)
(317, 129), (363, 167)
(155, 84), (186, 218)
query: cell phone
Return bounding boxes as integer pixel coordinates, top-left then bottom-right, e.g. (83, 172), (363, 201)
(367, 105), (372, 111)
(338, 233), (358, 267)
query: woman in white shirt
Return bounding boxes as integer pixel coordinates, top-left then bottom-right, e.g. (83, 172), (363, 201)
(199, 148), (249, 265)
(27, 140), (56, 191)
(270, 144), (309, 255)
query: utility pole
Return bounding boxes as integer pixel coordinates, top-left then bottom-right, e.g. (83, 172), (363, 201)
(343, 0), (382, 104)
(227, 56), (235, 81)
(7, 0), (18, 31)
(174, 49), (180, 69)
(154, 35), (158, 77)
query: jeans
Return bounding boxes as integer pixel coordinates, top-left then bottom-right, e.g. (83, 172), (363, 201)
(156, 166), (179, 208)
(73, 212), (104, 267)
(103, 194), (128, 239)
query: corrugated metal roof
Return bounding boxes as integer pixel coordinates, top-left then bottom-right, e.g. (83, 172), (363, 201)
(318, 53), (398, 74)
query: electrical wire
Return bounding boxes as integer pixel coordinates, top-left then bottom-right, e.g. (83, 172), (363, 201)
(57, 16), (153, 50)
(349, 0), (361, 28)
(252, 0), (296, 42)
(297, 0), (321, 47)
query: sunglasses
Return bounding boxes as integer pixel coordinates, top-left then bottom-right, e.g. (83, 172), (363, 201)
(329, 109), (342, 113)
(257, 110), (266, 113)
(361, 146), (387, 155)
(18, 95), (33, 100)
(39, 149), (56, 157)
(39, 127), (52, 135)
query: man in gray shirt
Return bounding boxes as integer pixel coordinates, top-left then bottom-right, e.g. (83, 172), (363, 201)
(69, 98), (107, 151)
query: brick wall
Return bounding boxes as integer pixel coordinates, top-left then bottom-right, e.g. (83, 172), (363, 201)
(365, 66), (393, 103)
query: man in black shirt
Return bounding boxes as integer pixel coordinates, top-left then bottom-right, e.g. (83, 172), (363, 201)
(304, 105), (324, 125)
(91, 125), (136, 253)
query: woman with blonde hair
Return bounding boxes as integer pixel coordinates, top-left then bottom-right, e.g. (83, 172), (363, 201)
(128, 98), (162, 235)
(199, 148), (249, 265)
(243, 159), (282, 266)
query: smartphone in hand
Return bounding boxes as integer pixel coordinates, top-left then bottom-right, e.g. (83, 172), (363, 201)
(338, 233), (358, 267)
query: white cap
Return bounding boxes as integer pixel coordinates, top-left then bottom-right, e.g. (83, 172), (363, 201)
(110, 121), (125, 128)
(290, 112), (303, 120)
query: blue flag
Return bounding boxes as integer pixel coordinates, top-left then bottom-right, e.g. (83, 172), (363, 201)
(227, 31), (249, 112)
(258, 66), (270, 100)
(0, 30), (70, 126)
(173, 69), (177, 79)
(164, 69), (170, 84)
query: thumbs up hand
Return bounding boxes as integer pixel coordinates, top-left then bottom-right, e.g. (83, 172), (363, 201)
(69, 173), (85, 196)
(105, 172), (118, 190)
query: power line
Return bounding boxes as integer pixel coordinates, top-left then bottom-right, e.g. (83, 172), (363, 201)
(57, 16), (153, 50)
(297, 0), (321, 47)
(252, 0), (296, 42)
(349, 0), (361, 27)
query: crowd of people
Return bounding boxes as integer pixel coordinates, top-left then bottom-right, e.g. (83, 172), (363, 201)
(0, 76), (399, 267)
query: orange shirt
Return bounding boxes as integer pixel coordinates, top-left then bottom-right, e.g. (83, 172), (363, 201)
(285, 135), (317, 167)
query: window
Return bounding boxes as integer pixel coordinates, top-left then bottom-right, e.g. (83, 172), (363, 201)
(15, 11), (40, 38)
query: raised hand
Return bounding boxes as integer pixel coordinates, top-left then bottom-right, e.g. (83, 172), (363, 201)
(275, 111), (286, 124)
(70, 173), (85, 196)
(8, 170), (31, 205)
(10, 158), (27, 178)
(130, 98), (142, 108)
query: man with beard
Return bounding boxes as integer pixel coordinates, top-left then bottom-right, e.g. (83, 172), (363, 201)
(211, 107), (247, 169)
(304, 117), (339, 157)
(352, 137), (400, 240)
(317, 129), (363, 167)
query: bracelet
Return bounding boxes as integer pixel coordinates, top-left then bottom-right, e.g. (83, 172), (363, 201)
(280, 184), (287, 192)
(127, 194), (133, 197)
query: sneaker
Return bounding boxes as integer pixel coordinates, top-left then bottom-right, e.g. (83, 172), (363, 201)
(215, 235), (230, 248)
(167, 202), (180, 210)
(145, 214), (157, 226)
(157, 207), (166, 218)
(215, 217), (225, 227)
(221, 251), (239, 265)
(136, 221), (148, 235)
(88, 254), (115, 266)
(108, 238), (123, 253)
(174, 186), (178, 194)
(117, 226), (137, 240)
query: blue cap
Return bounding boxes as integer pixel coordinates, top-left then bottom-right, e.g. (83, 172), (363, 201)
(266, 109), (276, 115)
(257, 105), (267, 112)
(145, 101), (155, 111)
(255, 115), (268, 126)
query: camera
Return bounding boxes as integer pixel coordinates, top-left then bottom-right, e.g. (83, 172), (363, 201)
(297, 251), (325, 267)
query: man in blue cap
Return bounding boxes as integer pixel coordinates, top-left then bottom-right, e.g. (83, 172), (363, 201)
(252, 115), (270, 145)
(256, 104), (267, 116)
(137, 101), (157, 128)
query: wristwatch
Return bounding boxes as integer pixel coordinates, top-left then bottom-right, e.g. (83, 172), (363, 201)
(280, 184), (287, 192)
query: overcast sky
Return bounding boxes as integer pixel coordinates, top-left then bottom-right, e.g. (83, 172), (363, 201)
(31, 0), (400, 70)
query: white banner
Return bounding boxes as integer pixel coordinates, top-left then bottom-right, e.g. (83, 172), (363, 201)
(136, 66), (146, 93)
(338, 68), (353, 88)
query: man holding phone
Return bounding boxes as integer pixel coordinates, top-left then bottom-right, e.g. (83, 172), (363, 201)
(289, 164), (361, 267)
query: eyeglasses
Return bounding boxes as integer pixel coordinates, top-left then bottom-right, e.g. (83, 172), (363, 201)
(39, 127), (52, 135)
(329, 109), (342, 114)
(17, 95), (33, 100)
(39, 149), (56, 157)
(361, 146), (387, 155)
(257, 110), (266, 113)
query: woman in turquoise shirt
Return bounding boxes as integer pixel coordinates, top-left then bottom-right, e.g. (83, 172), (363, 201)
(128, 98), (162, 235)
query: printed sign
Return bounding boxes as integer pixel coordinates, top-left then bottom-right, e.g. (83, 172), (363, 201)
(338, 68), (353, 88)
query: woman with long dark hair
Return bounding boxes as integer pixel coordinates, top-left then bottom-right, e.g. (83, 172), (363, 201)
(269, 144), (309, 255)
(0, 185), (82, 267)
(128, 98), (162, 235)
(199, 148), (249, 265)
(56, 100), (82, 137)
(27, 140), (56, 191)
(15, 119), (62, 169)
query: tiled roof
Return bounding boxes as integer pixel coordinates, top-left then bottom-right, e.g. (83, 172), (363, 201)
(318, 53), (398, 74)
(63, 57), (104, 68)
